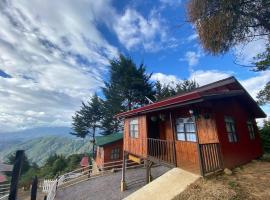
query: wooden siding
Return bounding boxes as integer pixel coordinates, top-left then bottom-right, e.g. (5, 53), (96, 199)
(196, 114), (219, 144)
(95, 140), (123, 169)
(124, 115), (147, 158)
(175, 141), (200, 173)
(213, 98), (263, 169)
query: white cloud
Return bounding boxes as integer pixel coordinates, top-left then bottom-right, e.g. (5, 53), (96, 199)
(184, 51), (202, 67)
(151, 73), (180, 85)
(113, 8), (176, 52)
(234, 36), (268, 65)
(189, 70), (233, 86)
(187, 33), (198, 42)
(159, 0), (182, 7)
(0, 0), (119, 132)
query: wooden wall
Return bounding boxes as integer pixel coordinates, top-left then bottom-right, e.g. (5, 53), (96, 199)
(213, 98), (263, 169)
(103, 140), (123, 163)
(95, 140), (123, 169)
(95, 146), (104, 168)
(124, 115), (147, 158)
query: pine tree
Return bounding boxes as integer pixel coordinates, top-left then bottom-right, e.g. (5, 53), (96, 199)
(101, 54), (154, 134)
(70, 93), (103, 153)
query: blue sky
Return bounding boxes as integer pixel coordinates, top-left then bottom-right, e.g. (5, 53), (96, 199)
(0, 0), (269, 133)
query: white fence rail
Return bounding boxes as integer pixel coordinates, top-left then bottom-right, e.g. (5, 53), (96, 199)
(0, 183), (10, 199)
(0, 194), (8, 200)
(42, 179), (56, 193)
(44, 159), (143, 200)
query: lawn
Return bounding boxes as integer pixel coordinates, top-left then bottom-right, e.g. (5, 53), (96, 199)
(177, 157), (270, 200)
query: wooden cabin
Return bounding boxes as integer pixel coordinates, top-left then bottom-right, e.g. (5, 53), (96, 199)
(94, 133), (123, 170)
(116, 77), (266, 190)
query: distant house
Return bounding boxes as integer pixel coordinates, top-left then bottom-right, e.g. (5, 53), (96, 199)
(116, 77), (266, 190)
(94, 133), (123, 170)
(0, 162), (12, 183)
(80, 156), (89, 168)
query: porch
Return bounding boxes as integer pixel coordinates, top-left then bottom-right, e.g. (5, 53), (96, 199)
(124, 111), (223, 176)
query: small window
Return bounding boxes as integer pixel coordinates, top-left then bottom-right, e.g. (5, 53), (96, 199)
(129, 118), (139, 138)
(175, 117), (196, 142)
(247, 120), (256, 140)
(111, 147), (120, 160)
(224, 116), (238, 143)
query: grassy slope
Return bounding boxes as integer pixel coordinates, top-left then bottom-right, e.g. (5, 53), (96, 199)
(0, 136), (92, 166)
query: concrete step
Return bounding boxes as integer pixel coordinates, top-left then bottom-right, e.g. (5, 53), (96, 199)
(124, 168), (200, 200)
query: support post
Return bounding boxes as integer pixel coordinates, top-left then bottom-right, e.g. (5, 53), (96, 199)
(145, 160), (150, 184)
(31, 176), (38, 200)
(9, 150), (24, 200)
(120, 152), (127, 192)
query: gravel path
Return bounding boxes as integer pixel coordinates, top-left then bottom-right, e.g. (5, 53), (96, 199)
(55, 166), (170, 200)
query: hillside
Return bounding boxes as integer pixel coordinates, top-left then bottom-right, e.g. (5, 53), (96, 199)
(0, 136), (92, 166)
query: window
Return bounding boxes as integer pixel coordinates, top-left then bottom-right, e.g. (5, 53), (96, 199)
(129, 118), (139, 138)
(111, 147), (120, 160)
(224, 116), (238, 143)
(175, 117), (196, 142)
(247, 120), (256, 140)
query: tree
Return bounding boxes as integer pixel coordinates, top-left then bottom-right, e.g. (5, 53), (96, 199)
(187, 0), (270, 56)
(101, 55), (155, 134)
(154, 80), (199, 101)
(6, 152), (31, 175)
(257, 82), (270, 105)
(71, 93), (103, 153)
(259, 120), (270, 153)
(187, 0), (270, 104)
(154, 81), (176, 101)
(175, 80), (199, 93)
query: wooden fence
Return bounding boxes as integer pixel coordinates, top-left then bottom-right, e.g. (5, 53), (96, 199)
(199, 143), (223, 175)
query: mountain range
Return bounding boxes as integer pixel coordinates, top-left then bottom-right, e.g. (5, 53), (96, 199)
(0, 127), (92, 166)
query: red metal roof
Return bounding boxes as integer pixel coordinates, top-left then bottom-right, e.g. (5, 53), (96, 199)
(115, 76), (266, 118)
(0, 173), (7, 183)
(80, 156), (89, 167)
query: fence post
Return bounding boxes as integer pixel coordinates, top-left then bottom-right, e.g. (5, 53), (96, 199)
(8, 150), (24, 200)
(55, 176), (59, 191)
(31, 176), (38, 200)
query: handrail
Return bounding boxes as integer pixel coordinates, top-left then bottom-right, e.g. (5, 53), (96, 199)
(147, 138), (176, 165)
(45, 159), (141, 199)
(0, 194), (8, 200)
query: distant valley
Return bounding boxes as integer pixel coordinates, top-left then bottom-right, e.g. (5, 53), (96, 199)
(0, 127), (92, 166)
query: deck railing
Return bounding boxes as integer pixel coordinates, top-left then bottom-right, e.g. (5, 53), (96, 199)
(199, 143), (223, 175)
(147, 138), (176, 166)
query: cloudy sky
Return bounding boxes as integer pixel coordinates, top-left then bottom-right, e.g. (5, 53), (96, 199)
(0, 0), (269, 133)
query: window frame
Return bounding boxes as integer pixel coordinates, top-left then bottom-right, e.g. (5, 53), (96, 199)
(224, 116), (238, 143)
(110, 147), (120, 160)
(175, 117), (197, 142)
(247, 120), (256, 140)
(129, 118), (139, 138)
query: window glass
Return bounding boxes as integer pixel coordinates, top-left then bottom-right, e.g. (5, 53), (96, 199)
(129, 118), (139, 138)
(247, 120), (255, 140)
(224, 116), (238, 143)
(175, 117), (196, 142)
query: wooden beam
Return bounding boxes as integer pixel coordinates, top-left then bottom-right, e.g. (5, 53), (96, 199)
(121, 152), (127, 192)
(31, 176), (38, 200)
(8, 150), (24, 200)
(128, 154), (141, 164)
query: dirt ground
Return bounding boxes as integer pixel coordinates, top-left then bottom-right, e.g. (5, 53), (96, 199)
(177, 159), (270, 200)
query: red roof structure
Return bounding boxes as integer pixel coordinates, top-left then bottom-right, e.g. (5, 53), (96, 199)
(80, 156), (89, 167)
(0, 173), (7, 183)
(116, 76), (266, 118)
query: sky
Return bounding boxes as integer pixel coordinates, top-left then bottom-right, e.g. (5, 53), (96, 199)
(0, 0), (269, 133)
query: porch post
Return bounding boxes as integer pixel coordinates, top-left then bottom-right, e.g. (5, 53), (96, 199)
(194, 115), (204, 176)
(145, 159), (150, 184)
(121, 151), (127, 192)
(169, 112), (177, 166)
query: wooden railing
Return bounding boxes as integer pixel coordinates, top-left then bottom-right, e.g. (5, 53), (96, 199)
(147, 138), (176, 166)
(199, 143), (223, 175)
